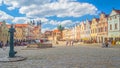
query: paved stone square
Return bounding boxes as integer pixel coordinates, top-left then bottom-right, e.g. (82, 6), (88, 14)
(0, 44), (120, 68)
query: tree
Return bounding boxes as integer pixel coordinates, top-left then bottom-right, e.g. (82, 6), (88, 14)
(57, 25), (64, 40)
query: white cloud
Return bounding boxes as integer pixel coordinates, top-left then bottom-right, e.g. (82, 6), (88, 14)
(12, 17), (30, 24)
(0, 0), (2, 6)
(3, 0), (98, 18)
(34, 18), (49, 23)
(49, 20), (58, 25)
(44, 19), (76, 27)
(12, 17), (49, 24)
(59, 20), (73, 26)
(58, 0), (77, 3)
(0, 10), (14, 21)
(3, 0), (52, 10)
(42, 27), (51, 33)
(19, 2), (97, 17)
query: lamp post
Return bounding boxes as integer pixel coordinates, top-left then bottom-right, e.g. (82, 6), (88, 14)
(8, 24), (16, 57)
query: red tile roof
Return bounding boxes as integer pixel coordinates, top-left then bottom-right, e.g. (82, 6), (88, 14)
(53, 29), (60, 33)
(7, 25), (11, 28)
(15, 24), (28, 28)
(114, 9), (120, 14)
(44, 31), (52, 34)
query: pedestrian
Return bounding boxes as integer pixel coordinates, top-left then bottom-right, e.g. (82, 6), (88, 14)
(102, 42), (105, 48)
(71, 40), (74, 46)
(105, 40), (108, 47)
(108, 40), (111, 48)
(0, 41), (2, 48)
(1, 41), (4, 48)
(66, 40), (68, 46)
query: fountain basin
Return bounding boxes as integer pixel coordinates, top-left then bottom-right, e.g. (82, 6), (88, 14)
(0, 56), (26, 62)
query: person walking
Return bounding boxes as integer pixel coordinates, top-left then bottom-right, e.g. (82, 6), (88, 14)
(102, 41), (105, 48)
(71, 40), (74, 46)
(0, 41), (2, 48)
(108, 40), (111, 48)
(66, 40), (68, 46)
(105, 40), (108, 47)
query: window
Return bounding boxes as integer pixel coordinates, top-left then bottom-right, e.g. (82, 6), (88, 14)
(110, 24), (112, 30)
(115, 23), (117, 29)
(115, 16), (117, 19)
(91, 30), (92, 33)
(99, 28), (100, 32)
(110, 17), (112, 20)
(100, 28), (101, 32)
(105, 27), (107, 31)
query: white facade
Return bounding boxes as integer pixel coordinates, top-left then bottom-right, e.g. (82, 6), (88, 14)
(80, 22), (85, 40)
(84, 19), (91, 40)
(108, 9), (120, 40)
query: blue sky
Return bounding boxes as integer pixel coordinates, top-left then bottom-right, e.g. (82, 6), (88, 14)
(0, 0), (120, 32)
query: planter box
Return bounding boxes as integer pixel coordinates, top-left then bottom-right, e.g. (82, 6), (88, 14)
(27, 44), (38, 48)
(38, 43), (52, 48)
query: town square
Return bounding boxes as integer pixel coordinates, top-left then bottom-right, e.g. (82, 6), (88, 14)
(0, 44), (120, 68)
(0, 0), (120, 68)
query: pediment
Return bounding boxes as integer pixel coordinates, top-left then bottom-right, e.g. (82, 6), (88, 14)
(109, 10), (117, 16)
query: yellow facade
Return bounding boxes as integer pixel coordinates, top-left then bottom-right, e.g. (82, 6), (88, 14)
(62, 29), (72, 40)
(14, 24), (28, 40)
(0, 22), (9, 43)
(80, 22), (85, 40)
(15, 27), (23, 40)
(91, 18), (99, 42)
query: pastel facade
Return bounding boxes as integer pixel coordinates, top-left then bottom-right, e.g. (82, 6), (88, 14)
(32, 26), (41, 40)
(0, 21), (9, 43)
(71, 27), (76, 40)
(14, 23), (41, 40)
(97, 13), (108, 43)
(62, 29), (68, 40)
(75, 24), (81, 40)
(84, 20), (91, 41)
(91, 18), (99, 42)
(44, 31), (53, 38)
(14, 24), (28, 40)
(108, 9), (120, 41)
(80, 22), (85, 41)
(62, 29), (73, 40)
(52, 29), (61, 41)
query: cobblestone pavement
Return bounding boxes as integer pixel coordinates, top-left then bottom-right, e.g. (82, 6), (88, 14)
(0, 45), (120, 68)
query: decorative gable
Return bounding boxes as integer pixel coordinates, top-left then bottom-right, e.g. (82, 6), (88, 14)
(109, 10), (118, 16)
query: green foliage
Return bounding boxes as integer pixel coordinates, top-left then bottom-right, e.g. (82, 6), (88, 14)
(38, 43), (43, 47)
(57, 25), (64, 31)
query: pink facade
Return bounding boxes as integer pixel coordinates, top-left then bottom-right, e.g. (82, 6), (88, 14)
(97, 12), (108, 43)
